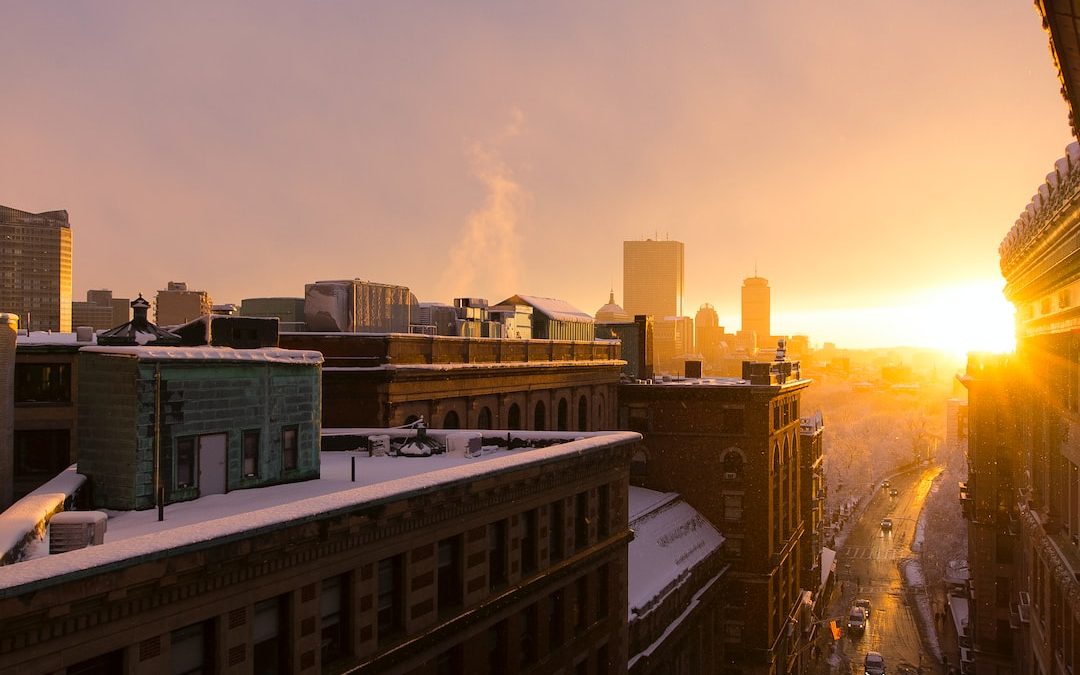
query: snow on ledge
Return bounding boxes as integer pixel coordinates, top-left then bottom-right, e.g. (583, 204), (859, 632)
(80, 345), (324, 365)
(0, 467), (85, 565)
(0, 432), (640, 594)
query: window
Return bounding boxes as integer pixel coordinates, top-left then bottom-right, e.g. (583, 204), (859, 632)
(995, 576), (1011, 608)
(597, 484), (610, 539)
(171, 621), (212, 675)
(489, 521), (508, 590)
(14, 363), (70, 403)
(549, 589), (565, 647)
(726, 536), (744, 558)
(378, 555), (404, 643)
(487, 620), (508, 674)
(434, 645), (463, 675)
(597, 564), (610, 620)
(254, 595), (287, 674)
(723, 493), (743, 522)
(442, 410), (460, 429)
(573, 576), (589, 632)
(13, 429), (69, 484)
(550, 500), (565, 562)
(282, 426), (298, 471)
(437, 535), (463, 614)
(630, 449), (648, 477)
(321, 574), (349, 667)
(522, 509), (538, 575)
(508, 403), (522, 430)
(520, 603), (538, 667)
(773, 404), (781, 429)
(558, 398), (569, 431)
(477, 406), (493, 429)
(575, 492), (589, 549)
(243, 430), (260, 478)
(722, 450), (743, 479)
(578, 396), (588, 432)
(534, 400), (547, 431)
(66, 650), (124, 675)
(176, 437), (196, 488)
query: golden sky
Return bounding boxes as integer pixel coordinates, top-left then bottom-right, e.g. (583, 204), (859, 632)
(0, 2), (1070, 350)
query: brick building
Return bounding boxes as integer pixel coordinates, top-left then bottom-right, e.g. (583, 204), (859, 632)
(280, 333), (623, 432)
(0, 429), (638, 675)
(618, 359), (813, 675)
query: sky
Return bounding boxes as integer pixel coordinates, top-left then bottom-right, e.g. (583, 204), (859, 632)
(0, 2), (1071, 351)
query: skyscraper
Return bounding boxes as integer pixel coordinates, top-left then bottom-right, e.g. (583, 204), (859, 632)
(740, 276), (771, 347)
(622, 239), (684, 318)
(0, 205), (72, 332)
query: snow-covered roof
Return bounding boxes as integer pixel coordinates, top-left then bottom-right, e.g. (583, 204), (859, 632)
(78, 345), (323, 365)
(0, 431), (640, 593)
(17, 331), (91, 346)
(0, 467), (85, 563)
(324, 359), (625, 373)
(499, 295), (594, 324)
(627, 486), (724, 618)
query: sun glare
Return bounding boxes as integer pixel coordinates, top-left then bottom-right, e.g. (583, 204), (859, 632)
(911, 281), (1016, 357)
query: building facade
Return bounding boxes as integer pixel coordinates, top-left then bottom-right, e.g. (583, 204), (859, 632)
(0, 430), (638, 675)
(618, 359), (811, 674)
(280, 333), (623, 433)
(0, 205), (72, 332)
(304, 279), (414, 333)
(72, 289), (131, 331)
(77, 346), (323, 510)
(155, 281), (213, 326)
(622, 239), (684, 320)
(241, 296), (307, 332)
(0, 314), (16, 508)
(740, 276), (770, 350)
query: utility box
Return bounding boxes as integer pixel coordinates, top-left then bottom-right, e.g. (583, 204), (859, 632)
(50, 511), (108, 554)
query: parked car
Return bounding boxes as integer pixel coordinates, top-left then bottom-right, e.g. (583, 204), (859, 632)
(882, 480), (890, 488)
(880, 517), (893, 530)
(865, 650), (886, 674)
(855, 598), (872, 617)
(889, 488), (899, 497)
(847, 606), (867, 634)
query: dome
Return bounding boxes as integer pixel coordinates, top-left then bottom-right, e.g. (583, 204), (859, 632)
(595, 290), (632, 323)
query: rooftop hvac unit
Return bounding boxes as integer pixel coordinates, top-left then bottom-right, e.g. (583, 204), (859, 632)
(447, 432), (483, 457)
(370, 435), (390, 457)
(49, 511), (108, 554)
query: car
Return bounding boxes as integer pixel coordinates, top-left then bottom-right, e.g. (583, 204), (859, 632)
(880, 517), (893, 530)
(855, 598), (872, 617)
(889, 488), (899, 497)
(847, 606), (867, 633)
(864, 650), (886, 674)
(882, 480), (890, 488)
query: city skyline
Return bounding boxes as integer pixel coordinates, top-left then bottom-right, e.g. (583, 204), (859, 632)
(0, 2), (1053, 354)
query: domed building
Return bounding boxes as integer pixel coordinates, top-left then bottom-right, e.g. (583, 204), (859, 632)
(594, 289), (632, 323)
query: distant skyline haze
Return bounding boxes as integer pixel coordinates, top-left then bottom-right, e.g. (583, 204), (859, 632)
(0, 1), (1056, 352)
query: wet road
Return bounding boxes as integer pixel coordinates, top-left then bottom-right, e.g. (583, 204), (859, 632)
(828, 464), (943, 674)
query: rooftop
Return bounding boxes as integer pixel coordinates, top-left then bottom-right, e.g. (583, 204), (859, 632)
(0, 429), (639, 594)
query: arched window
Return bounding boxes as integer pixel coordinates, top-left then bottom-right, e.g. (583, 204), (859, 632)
(773, 405), (781, 429)
(477, 406), (493, 429)
(577, 396), (588, 432)
(722, 450), (744, 479)
(443, 410), (460, 429)
(631, 449), (648, 477)
(783, 437), (790, 463)
(558, 398), (569, 431)
(507, 403), (521, 430)
(772, 442), (781, 470)
(534, 400), (547, 431)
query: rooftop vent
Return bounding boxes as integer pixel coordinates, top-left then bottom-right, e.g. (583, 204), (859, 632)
(49, 511), (108, 554)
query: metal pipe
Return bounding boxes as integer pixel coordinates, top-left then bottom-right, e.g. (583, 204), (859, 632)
(155, 363), (162, 521)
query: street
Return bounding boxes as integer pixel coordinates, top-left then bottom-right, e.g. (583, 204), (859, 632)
(826, 464), (944, 674)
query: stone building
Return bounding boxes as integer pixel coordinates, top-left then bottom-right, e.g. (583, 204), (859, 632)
(76, 345), (322, 510)
(0, 429), (639, 675)
(279, 332), (622, 432)
(0, 205), (72, 332)
(240, 296), (306, 332)
(618, 359), (812, 675)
